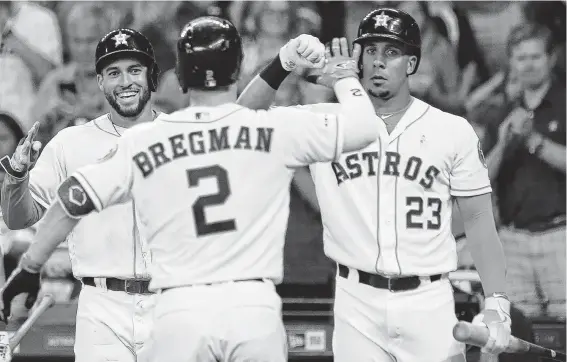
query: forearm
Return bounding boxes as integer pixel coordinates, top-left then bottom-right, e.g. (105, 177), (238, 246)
(292, 167), (320, 213)
(1, 172), (45, 230)
(20, 200), (78, 272)
(237, 54), (290, 110)
(334, 77), (379, 151)
(457, 194), (507, 296)
(486, 142), (506, 182)
(529, 133), (566, 173)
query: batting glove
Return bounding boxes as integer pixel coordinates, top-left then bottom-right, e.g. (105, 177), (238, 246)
(279, 34), (326, 71)
(1, 264), (41, 323)
(472, 294), (512, 355)
(0, 122), (42, 180)
(305, 37), (361, 89)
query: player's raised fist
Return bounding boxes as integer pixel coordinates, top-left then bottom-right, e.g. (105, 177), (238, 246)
(0, 122), (42, 179)
(279, 34), (325, 71)
(305, 37), (361, 89)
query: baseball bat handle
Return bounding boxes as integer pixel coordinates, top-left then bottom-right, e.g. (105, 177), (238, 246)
(9, 294), (55, 350)
(453, 321), (566, 361)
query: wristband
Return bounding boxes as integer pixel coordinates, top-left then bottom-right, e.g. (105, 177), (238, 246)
(259, 55), (291, 90)
(0, 155), (27, 180)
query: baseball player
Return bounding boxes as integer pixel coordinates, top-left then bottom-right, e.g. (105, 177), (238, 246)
(0, 29), (161, 362)
(239, 8), (512, 362)
(0, 16), (379, 362)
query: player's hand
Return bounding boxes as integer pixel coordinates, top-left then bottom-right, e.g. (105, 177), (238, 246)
(498, 107), (532, 144)
(0, 122), (42, 178)
(472, 295), (512, 355)
(0, 267), (41, 323)
(305, 37), (362, 89)
(279, 34), (326, 71)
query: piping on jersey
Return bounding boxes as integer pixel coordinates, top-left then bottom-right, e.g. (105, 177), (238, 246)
(393, 136), (402, 275)
(374, 136), (382, 274)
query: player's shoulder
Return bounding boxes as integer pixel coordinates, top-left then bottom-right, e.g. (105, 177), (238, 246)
(280, 102), (341, 114)
(46, 116), (103, 146)
(421, 100), (473, 133)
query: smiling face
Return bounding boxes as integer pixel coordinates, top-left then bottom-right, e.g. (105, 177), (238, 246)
(97, 57), (151, 118)
(359, 39), (418, 100)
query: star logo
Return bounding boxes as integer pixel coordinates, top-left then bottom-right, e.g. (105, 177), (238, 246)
(111, 31), (130, 47)
(374, 13), (391, 28)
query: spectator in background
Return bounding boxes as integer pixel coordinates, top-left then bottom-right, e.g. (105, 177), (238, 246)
(485, 24), (566, 319)
(396, 1), (473, 115)
(459, 1), (526, 75)
(0, 1), (63, 130)
(30, 3), (114, 144)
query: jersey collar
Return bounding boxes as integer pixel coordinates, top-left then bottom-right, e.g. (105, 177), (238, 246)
(159, 103), (244, 124)
(384, 97), (430, 143)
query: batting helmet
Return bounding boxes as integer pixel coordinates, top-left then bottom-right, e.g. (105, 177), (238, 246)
(176, 16), (243, 93)
(353, 8), (421, 74)
(95, 29), (160, 92)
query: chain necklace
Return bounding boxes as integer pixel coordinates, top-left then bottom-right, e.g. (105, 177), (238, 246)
(377, 98), (413, 119)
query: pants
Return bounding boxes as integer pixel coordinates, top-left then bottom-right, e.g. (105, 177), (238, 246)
(500, 225), (566, 318)
(149, 280), (287, 362)
(333, 268), (466, 362)
(74, 284), (156, 362)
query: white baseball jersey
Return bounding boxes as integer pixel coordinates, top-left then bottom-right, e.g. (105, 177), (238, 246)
(306, 98), (491, 276)
(29, 114), (152, 278)
(70, 103), (344, 291)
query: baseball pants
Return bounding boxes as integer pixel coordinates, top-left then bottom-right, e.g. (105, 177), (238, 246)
(333, 267), (466, 362)
(500, 225), (566, 318)
(148, 280), (287, 362)
(74, 284), (156, 362)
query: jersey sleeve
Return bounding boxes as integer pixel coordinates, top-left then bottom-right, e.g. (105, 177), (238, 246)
(29, 136), (67, 208)
(68, 136), (134, 213)
(450, 120), (492, 197)
(267, 106), (344, 167)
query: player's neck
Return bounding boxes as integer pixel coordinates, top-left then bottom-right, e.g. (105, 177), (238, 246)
(371, 86), (413, 118)
(108, 103), (155, 129)
(188, 85), (237, 107)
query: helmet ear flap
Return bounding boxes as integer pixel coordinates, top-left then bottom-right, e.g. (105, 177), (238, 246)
(149, 62), (160, 92)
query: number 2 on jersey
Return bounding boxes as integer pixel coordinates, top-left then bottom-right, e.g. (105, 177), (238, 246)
(187, 166), (236, 236)
(406, 196), (442, 230)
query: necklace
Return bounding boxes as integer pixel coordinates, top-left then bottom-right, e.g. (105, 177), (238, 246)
(378, 98), (413, 119)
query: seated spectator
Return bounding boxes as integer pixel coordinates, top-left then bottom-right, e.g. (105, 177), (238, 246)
(31, 3), (114, 144)
(485, 24), (566, 319)
(0, 1), (63, 131)
(396, 1), (472, 115)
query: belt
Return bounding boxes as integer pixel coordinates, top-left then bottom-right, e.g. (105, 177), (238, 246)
(514, 215), (566, 233)
(337, 264), (442, 292)
(161, 278), (264, 292)
(82, 277), (154, 295)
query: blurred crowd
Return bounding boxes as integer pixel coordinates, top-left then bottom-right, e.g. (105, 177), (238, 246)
(0, 0), (565, 325)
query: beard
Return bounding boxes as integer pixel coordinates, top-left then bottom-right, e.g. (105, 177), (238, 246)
(105, 87), (151, 118)
(368, 87), (392, 100)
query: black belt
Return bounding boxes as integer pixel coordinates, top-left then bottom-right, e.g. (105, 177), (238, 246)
(338, 264), (442, 292)
(82, 277), (154, 295)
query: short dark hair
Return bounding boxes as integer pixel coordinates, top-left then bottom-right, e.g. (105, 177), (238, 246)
(506, 23), (554, 57)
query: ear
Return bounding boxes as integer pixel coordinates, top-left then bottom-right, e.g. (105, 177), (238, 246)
(406, 55), (418, 75)
(97, 74), (104, 92)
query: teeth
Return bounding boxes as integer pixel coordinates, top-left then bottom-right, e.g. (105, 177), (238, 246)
(118, 92), (137, 98)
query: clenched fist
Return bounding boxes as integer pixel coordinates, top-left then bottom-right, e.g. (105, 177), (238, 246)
(279, 34), (326, 71)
